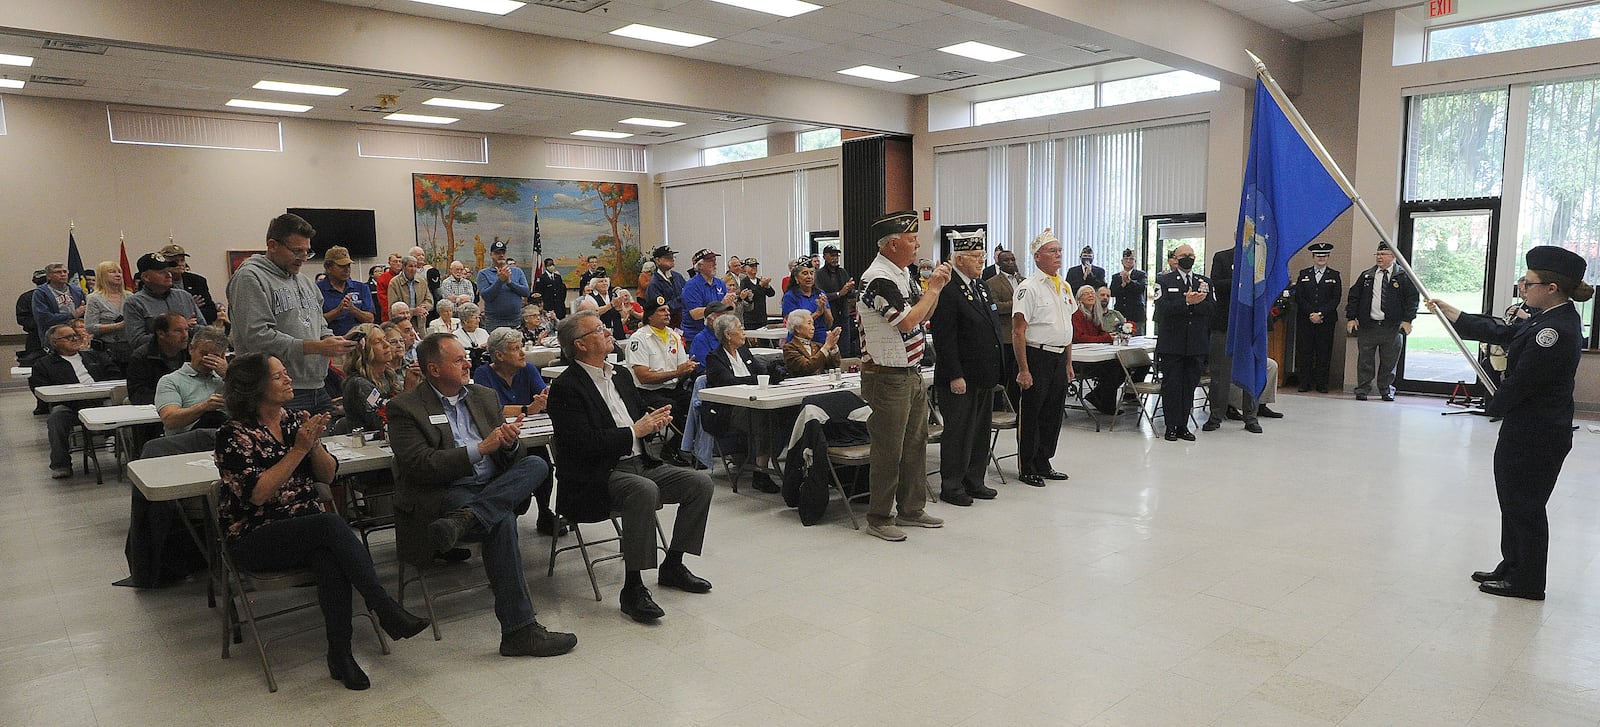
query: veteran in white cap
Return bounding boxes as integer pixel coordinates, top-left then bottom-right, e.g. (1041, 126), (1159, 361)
(1011, 228), (1077, 486)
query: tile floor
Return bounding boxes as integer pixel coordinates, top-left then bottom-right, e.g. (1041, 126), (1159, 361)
(2, 386), (1599, 726)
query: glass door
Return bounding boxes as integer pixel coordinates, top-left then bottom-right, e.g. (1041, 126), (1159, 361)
(1141, 214), (1205, 337)
(1395, 200), (1501, 394)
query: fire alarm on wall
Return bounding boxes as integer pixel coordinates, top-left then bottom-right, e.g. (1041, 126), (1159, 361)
(922, 208), (931, 221)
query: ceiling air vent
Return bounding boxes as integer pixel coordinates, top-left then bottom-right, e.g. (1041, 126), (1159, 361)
(712, 114), (751, 123)
(641, 130), (674, 137)
(531, 0), (610, 11)
(1070, 42), (1111, 53)
(42, 39), (108, 55)
(30, 74), (86, 86)
(413, 80), (463, 91)
(931, 70), (976, 81)
(1300, 0), (1367, 10)
(357, 105), (396, 113)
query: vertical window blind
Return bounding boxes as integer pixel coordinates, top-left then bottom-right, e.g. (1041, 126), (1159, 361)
(662, 165), (839, 270)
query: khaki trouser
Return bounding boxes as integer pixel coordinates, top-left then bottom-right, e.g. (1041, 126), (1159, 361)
(860, 368), (928, 524)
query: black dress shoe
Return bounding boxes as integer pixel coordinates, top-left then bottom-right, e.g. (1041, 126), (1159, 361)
(1256, 404), (1283, 419)
(1201, 419), (1222, 432)
(1471, 569), (1504, 584)
(966, 485), (997, 500)
(658, 563), (712, 593)
(1355, 393), (1368, 401)
(1244, 421), (1263, 434)
(1164, 430), (1179, 442)
(1316, 386), (1328, 393)
(499, 620), (578, 657)
(620, 584), (666, 622)
(433, 547), (472, 562)
(1478, 580), (1544, 600)
(749, 471), (781, 494)
(1042, 470), (1069, 481)
(1178, 430), (1196, 441)
(1297, 384), (1311, 392)
(536, 510), (569, 537)
(328, 649), (371, 691)
(1225, 405), (1244, 421)
(942, 491), (974, 506)
(1382, 393), (1395, 402)
(1018, 473), (1047, 487)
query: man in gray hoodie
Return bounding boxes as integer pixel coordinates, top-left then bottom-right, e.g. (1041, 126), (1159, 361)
(226, 213), (356, 413)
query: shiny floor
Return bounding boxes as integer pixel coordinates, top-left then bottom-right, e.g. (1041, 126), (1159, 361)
(2, 385), (1599, 726)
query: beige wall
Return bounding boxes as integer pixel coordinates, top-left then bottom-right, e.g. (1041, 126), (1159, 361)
(0, 94), (649, 336)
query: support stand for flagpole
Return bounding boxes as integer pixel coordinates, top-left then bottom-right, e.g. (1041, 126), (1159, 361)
(1245, 50), (1497, 396)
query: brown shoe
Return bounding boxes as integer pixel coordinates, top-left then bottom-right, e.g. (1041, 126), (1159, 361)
(428, 508), (476, 551)
(499, 620), (578, 657)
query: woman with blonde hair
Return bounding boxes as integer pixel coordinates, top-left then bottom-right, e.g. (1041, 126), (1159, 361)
(85, 260), (132, 365)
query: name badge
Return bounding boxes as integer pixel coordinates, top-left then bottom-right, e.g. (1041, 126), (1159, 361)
(1167, 287), (1179, 293)
(429, 414), (449, 425)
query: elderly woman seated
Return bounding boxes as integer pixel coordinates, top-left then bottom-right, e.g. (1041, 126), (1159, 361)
(1071, 284), (1125, 415)
(427, 299), (463, 337)
(455, 302), (489, 350)
(517, 303), (556, 347)
(781, 309), (841, 376)
(470, 327), (564, 535)
(705, 315), (779, 492)
(214, 353), (429, 690)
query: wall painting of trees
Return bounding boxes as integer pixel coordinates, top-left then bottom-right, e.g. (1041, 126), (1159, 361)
(412, 174), (642, 288)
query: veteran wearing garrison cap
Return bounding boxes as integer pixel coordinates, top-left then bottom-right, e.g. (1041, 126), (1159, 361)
(1292, 242), (1342, 392)
(1429, 246), (1592, 601)
(930, 230), (1002, 506)
(857, 210), (951, 542)
(1012, 229), (1076, 485)
(1346, 241), (1418, 401)
(627, 295), (697, 459)
(1108, 248), (1148, 336)
(1064, 244), (1108, 295)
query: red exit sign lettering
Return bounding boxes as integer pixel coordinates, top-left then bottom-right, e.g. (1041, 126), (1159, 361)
(1430, 0), (1456, 18)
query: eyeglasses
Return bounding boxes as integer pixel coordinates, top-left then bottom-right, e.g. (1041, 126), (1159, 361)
(578, 326), (610, 340)
(1518, 277), (1553, 289)
(286, 248), (313, 259)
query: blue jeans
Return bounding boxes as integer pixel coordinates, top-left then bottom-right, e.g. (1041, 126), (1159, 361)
(288, 387), (334, 415)
(439, 455), (545, 633)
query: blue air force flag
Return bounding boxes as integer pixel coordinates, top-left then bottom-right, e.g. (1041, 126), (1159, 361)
(1228, 79), (1353, 398)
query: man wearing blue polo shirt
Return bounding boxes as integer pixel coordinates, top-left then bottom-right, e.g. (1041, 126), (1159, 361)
(477, 239), (530, 331)
(317, 246), (376, 336)
(679, 248), (735, 345)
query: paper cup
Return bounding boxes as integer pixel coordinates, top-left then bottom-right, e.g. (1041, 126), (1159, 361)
(757, 374), (771, 389)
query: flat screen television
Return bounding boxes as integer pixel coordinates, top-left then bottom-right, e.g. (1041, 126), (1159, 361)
(286, 207), (378, 259)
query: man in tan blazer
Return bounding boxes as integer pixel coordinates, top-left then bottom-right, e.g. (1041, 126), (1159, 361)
(985, 248), (1024, 407)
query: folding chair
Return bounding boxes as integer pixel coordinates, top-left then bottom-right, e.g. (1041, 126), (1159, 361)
(988, 385), (1018, 483)
(217, 484), (389, 692)
(544, 443), (667, 602)
(923, 386), (944, 501)
(1111, 348), (1163, 431)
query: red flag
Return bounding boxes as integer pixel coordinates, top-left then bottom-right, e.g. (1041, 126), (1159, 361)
(119, 241), (134, 292)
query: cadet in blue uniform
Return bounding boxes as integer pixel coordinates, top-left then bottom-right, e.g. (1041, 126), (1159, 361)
(1152, 243), (1214, 441)
(1429, 246), (1592, 601)
(1292, 242), (1341, 392)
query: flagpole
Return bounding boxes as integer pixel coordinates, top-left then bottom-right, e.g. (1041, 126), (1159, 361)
(1245, 50), (1495, 395)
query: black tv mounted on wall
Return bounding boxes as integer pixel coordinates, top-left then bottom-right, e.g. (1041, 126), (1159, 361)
(286, 207), (378, 259)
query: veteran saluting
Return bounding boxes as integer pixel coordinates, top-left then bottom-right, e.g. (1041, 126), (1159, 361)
(1428, 246), (1591, 601)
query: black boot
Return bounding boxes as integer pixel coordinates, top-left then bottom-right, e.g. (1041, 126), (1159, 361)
(376, 601), (430, 641)
(328, 647), (371, 690)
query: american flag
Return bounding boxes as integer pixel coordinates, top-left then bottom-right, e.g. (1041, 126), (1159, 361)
(532, 206), (543, 279)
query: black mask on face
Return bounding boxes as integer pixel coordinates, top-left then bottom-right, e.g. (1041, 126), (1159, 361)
(1176, 256), (1195, 271)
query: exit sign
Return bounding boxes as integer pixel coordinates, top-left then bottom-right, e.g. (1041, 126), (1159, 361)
(1430, 0), (1456, 18)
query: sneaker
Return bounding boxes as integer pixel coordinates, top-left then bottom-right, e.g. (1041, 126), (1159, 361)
(895, 511), (944, 528)
(50, 467), (71, 480)
(866, 522), (907, 542)
(499, 620), (578, 657)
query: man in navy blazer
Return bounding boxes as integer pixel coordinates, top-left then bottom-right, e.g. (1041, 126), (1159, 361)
(546, 310), (714, 624)
(930, 234), (1003, 506)
(1152, 244), (1215, 441)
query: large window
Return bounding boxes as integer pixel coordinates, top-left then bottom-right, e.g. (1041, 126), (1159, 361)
(1427, 3), (1600, 62)
(1519, 76), (1600, 288)
(971, 70), (1217, 126)
(974, 85), (1093, 125)
(703, 139), (766, 165)
(1101, 71), (1220, 107)
(796, 128), (840, 152)
(1403, 88), (1508, 201)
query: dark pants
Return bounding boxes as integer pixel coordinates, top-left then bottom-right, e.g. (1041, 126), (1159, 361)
(288, 387), (335, 415)
(229, 512), (393, 648)
(1207, 331), (1255, 425)
(1295, 317), (1335, 390)
(47, 404), (81, 469)
(639, 385), (692, 435)
(1078, 360), (1123, 414)
(439, 456), (545, 633)
(1159, 353), (1205, 432)
(1018, 346), (1067, 475)
(938, 385), (994, 497)
(608, 457), (714, 571)
(1492, 429), (1571, 592)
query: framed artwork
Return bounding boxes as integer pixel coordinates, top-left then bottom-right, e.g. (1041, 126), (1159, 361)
(227, 250), (261, 276)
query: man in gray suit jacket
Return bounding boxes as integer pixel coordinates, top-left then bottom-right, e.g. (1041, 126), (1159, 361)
(387, 333), (576, 658)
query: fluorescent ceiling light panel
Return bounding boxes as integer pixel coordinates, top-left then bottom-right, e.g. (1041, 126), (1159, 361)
(0, 54), (35, 67)
(226, 99), (312, 112)
(422, 97), (504, 111)
(572, 129), (634, 139)
(0, 78), (24, 89)
(384, 112), (459, 124)
(610, 24), (716, 48)
(408, 0), (526, 14)
(253, 80), (348, 96)
(938, 41), (1023, 62)
(706, 0), (820, 18)
(837, 65), (917, 82)
(619, 117), (685, 128)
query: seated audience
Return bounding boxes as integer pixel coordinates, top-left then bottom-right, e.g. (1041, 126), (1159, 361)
(154, 327), (230, 436)
(341, 324), (406, 433)
(781, 309), (842, 376)
(547, 311), (715, 623)
(428, 299), (463, 337)
(625, 296), (697, 460)
(471, 328), (563, 535)
(126, 312), (191, 405)
(704, 316), (778, 492)
(214, 353), (430, 690)
(688, 301), (733, 367)
(612, 288), (644, 336)
(455, 302), (489, 351)
(1071, 285), (1124, 415)
(517, 303), (556, 347)
(385, 334), (578, 658)
(31, 322), (122, 479)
